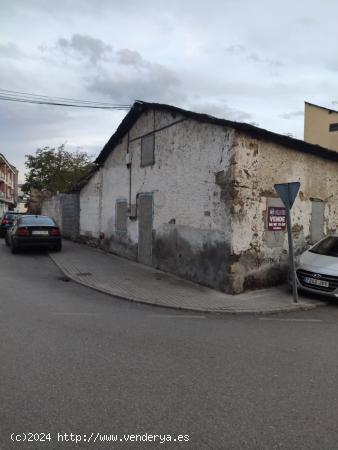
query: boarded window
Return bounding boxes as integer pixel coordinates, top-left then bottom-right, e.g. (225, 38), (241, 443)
(116, 200), (127, 233)
(310, 200), (325, 244)
(141, 134), (155, 167)
(329, 123), (338, 132)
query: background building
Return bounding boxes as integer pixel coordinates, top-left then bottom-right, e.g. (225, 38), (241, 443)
(304, 102), (338, 151)
(16, 184), (29, 213)
(0, 154), (18, 215)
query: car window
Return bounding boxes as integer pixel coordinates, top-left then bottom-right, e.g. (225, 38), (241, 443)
(310, 236), (338, 257)
(19, 216), (56, 226)
(5, 213), (18, 221)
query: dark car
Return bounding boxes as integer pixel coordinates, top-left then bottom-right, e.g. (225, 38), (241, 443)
(6, 215), (62, 253)
(0, 211), (26, 237)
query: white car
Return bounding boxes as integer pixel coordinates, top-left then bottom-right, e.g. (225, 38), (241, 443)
(296, 235), (338, 297)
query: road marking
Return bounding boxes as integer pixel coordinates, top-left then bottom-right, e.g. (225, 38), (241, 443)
(150, 314), (206, 319)
(259, 318), (322, 322)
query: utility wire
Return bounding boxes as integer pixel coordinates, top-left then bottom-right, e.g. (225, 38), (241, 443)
(0, 88), (130, 106)
(0, 96), (130, 109)
(0, 88), (127, 105)
(0, 88), (131, 110)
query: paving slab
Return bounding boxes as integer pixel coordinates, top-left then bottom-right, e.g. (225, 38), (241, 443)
(49, 241), (324, 314)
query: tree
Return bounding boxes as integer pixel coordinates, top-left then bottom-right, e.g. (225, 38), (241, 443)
(21, 145), (95, 195)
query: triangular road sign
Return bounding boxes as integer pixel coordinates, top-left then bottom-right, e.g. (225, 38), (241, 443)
(274, 182), (300, 209)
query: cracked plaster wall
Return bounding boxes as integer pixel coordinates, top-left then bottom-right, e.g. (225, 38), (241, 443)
(228, 131), (338, 293)
(80, 109), (236, 291)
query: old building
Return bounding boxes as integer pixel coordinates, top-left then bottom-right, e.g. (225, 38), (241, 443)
(304, 101), (338, 151)
(77, 101), (338, 294)
(0, 153), (18, 215)
(16, 184), (29, 213)
(27, 188), (51, 214)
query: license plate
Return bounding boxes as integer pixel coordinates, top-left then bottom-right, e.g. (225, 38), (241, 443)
(32, 230), (49, 236)
(304, 277), (329, 288)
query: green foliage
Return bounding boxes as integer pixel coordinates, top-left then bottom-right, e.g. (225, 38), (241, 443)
(22, 145), (95, 194)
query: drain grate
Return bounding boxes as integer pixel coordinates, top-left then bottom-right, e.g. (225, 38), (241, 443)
(76, 272), (92, 276)
(58, 276), (71, 282)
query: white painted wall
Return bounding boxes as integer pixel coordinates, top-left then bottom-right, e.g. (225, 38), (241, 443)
(80, 170), (101, 238)
(102, 112), (234, 241)
(80, 109), (236, 289)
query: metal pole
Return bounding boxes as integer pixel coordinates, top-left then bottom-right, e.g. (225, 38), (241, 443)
(286, 205), (298, 303)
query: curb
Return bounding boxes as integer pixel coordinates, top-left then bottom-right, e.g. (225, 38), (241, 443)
(49, 253), (324, 315)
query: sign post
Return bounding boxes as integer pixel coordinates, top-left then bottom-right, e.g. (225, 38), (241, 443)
(274, 182), (300, 303)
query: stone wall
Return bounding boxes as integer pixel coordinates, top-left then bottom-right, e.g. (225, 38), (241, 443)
(42, 193), (80, 240)
(227, 131), (338, 293)
(61, 193), (80, 240)
(41, 195), (62, 228)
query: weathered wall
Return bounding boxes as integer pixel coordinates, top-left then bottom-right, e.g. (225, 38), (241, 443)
(41, 196), (62, 228)
(80, 107), (338, 294)
(80, 170), (101, 239)
(228, 131), (338, 293)
(42, 193), (80, 239)
(61, 193), (80, 240)
(80, 109), (236, 290)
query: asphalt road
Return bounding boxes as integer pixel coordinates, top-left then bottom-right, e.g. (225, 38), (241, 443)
(1, 240), (338, 449)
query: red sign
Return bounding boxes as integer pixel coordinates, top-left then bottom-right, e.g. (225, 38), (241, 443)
(268, 207), (286, 231)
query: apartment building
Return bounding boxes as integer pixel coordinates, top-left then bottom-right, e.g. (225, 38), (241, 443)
(304, 102), (338, 151)
(0, 153), (18, 215)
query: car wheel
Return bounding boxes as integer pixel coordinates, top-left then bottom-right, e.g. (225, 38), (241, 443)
(11, 239), (19, 254)
(54, 242), (62, 252)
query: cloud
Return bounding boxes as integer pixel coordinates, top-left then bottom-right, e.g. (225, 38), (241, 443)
(57, 34), (112, 64)
(247, 53), (283, 67)
(189, 100), (252, 122)
(225, 44), (283, 68)
(279, 110), (304, 119)
(87, 48), (183, 104)
(117, 49), (144, 67)
(225, 44), (247, 55)
(3, 0), (338, 178)
(297, 16), (317, 25)
(0, 42), (24, 59)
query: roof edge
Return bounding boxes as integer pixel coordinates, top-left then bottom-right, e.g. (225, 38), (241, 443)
(305, 101), (338, 114)
(0, 153), (17, 172)
(79, 100), (338, 190)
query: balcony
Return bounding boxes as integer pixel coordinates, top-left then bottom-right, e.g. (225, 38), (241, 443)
(0, 172), (5, 182)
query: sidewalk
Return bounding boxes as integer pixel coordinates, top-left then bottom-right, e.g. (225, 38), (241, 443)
(49, 241), (323, 314)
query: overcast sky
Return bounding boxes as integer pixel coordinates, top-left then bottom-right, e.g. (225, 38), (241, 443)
(1, 0), (338, 182)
